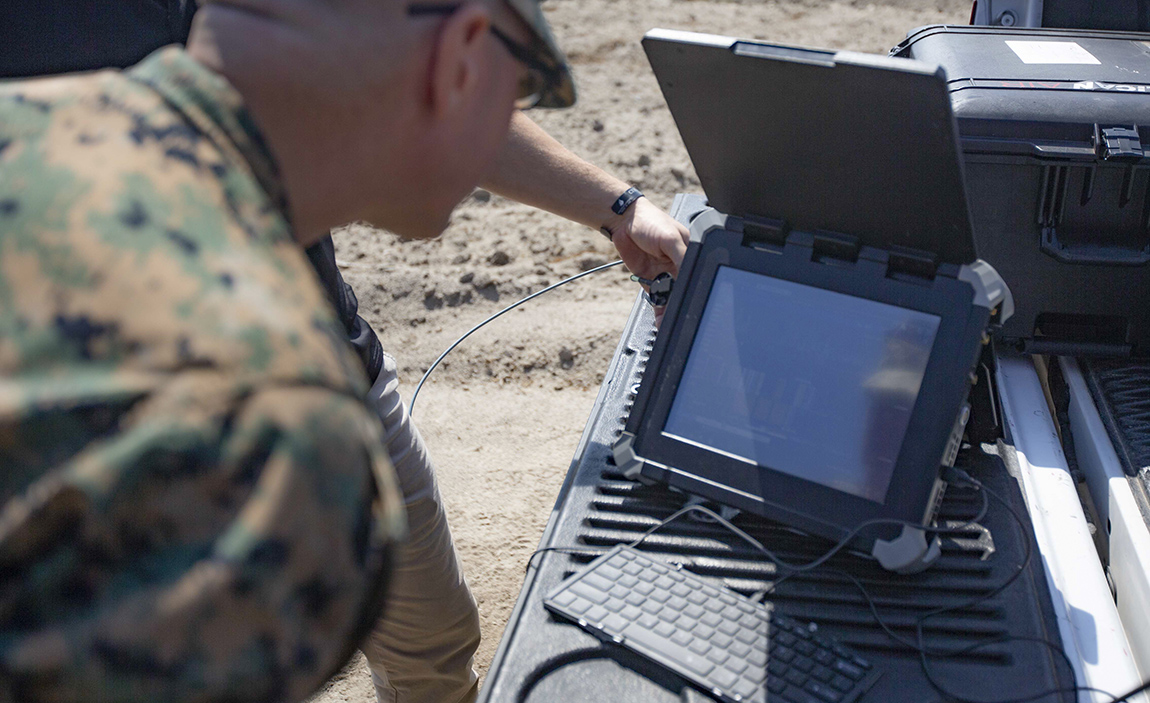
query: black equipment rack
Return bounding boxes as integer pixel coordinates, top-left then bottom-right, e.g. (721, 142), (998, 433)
(479, 198), (1075, 703)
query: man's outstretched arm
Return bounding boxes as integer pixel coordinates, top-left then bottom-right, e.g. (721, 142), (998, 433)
(481, 111), (690, 283)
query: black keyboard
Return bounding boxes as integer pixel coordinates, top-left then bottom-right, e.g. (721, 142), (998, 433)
(543, 545), (881, 703)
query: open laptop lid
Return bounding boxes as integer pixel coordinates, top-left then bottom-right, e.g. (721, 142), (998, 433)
(643, 29), (978, 265)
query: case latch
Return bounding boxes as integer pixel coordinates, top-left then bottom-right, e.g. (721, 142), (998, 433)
(1097, 125), (1143, 162)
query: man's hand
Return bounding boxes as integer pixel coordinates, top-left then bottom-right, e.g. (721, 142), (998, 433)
(603, 196), (689, 279)
(602, 197), (690, 325)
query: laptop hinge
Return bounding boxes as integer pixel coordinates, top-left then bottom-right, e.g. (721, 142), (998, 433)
(810, 230), (860, 263)
(740, 215), (787, 249)
(887, 245), (939, 280)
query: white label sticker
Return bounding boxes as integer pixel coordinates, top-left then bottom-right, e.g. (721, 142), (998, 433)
(1006, 40), (1101, 64)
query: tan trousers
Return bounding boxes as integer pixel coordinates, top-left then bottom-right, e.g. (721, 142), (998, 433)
(361, 354), (481, 703)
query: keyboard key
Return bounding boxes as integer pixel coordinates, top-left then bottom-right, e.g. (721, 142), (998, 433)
(552, 591), (577, 608)
(668, 596), (688, 611)
(747, 649), (767, 668)
(567, 598), (592, 616)
(670, 584), (691, 598)
(734, 677), (760, 699)
(804, 680), (842, 703)
(793, 656), (814, 673)
(725, 658), (749, 676)
(620, 605), (643, 621)
(709, 667), (739, 690)
(701, 612), (722, 628)
(624, 593), (645, 607)
(586, 605), (608, 624)
(711, 633), (732, 648)
(833, 660), (864, 681)
(650, 590), (671, 604)
(618, 574), (639, 589)
(635, 582), (655, 596)
(768, 659), (787, 677)
(730, 641), (751, 658)
(686, 591), (707, 606)
(621, 623), (714, 678)
(582, 573), (614, 593)
(598, 564), (623, 581)
(814, 650), (835, 667)
(694, 625), (715, 640)
(812, 665), (834, 683)
(654, 621), (675, 638)
(622, 563), (643, 577)
(718, 620), (740, 637)
(684, 604), (705, 620)
(688, 639), (710, 656)
(706, 649), (730, 666)
(777, 631), (797, 647)
(773, 647), (795, 663)
(600, 613), (629, 635)
(767, 678), (787, 694)
(655, 576), (676, 590)
(734, 628), (758, 646)
(637, 613), (659, 630)
(640, 601), (661, 615)
(796, 640), (817, 656)
(657, 609), (680, 624)
(671, 630), (692, 647)
(571, 583), (608, 605)
(830, 675), (854, 692)
(603, 598), (624, 613)
(784, 669), (808, 687)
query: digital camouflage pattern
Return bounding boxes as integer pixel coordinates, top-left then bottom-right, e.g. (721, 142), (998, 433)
(0, 48), (405, 702)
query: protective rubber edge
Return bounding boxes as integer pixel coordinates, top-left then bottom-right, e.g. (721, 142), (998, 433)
(687, 208), (730, 244)
(958, 259), (1014, 322)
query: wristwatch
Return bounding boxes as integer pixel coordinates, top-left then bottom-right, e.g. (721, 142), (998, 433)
(600, 187), (644, 240)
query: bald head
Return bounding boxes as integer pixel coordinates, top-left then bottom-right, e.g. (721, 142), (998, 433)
(189, 0), (531, 242)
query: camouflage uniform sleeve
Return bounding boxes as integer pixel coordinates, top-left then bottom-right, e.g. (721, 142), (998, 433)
(0, 51), (406, 703)
(0, 379), (405, 703)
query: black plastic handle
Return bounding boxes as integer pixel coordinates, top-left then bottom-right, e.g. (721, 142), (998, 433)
(1040, 226), (1150, 266)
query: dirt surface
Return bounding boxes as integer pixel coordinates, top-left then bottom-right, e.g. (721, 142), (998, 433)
(309, 0), (970, 700)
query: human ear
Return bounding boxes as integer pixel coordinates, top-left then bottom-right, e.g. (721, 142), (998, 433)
(428, 3), (491, 119)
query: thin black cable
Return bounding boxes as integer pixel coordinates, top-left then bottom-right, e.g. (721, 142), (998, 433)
(513, 647), (617, 703)
(408, 259), (626, 415)
(524, 546), (606, 575)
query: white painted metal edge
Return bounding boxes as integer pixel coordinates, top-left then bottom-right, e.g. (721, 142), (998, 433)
(1061, 356), (1150, 682)
(996, 353), (1145, 702)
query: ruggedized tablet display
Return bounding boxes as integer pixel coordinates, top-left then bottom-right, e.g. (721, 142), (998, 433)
(614, 31), (1012, 574)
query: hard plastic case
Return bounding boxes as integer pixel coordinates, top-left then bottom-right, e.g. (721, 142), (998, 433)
(893, 25), (1150, 355)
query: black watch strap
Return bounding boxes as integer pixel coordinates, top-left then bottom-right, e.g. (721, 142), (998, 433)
(611, 187), (644, 216)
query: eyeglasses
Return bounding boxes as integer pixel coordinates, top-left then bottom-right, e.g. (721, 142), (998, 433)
(407, 3), (555, 109)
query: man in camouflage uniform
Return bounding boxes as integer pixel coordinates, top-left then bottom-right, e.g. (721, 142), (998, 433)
(0, 0), (572, 700)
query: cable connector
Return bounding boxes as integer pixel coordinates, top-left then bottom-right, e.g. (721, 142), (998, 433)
(630, 272), (675, 307)
(942, 465), (977, 487)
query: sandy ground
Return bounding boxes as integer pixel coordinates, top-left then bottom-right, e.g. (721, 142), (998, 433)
(310, 0), (971, 700)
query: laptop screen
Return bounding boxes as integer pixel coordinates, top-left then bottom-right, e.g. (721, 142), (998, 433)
(663, 267), (940, 504)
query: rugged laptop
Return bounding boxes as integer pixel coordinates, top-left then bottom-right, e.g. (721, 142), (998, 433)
(614, 30), (1012, 574)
